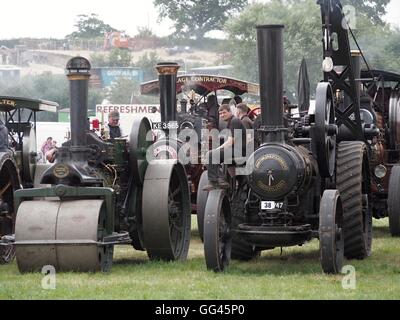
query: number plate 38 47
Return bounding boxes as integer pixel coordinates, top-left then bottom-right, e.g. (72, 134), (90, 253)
(261, 201), (284, 211)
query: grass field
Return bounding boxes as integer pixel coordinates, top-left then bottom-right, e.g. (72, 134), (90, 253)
(0, 218), (399, 300)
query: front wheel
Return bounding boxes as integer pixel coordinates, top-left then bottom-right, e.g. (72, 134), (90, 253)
(196, 171), (209, 243)
(319, 190), (344, 274)
(204, 190), (231, 272)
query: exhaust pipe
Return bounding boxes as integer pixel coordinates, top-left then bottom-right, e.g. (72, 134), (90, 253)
(66, 57), (91, 147)
(256, 25), (285, 141)
(156, 62), (180, 123)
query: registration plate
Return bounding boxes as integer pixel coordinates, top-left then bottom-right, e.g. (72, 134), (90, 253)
(261, 201), (284, 211)
(152, 121), (179, 130)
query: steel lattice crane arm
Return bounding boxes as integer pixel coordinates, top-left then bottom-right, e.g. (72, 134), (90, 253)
(318, 0), (364, 141)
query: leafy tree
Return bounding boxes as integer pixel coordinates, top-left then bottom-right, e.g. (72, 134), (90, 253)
(136, 52), (161, 81)
(107, 48), (133, 67)
(136, 26), (156, 38)
(225, 0), (321, 99)
(90, 48), (133, 68)
(108, 78), (139, 104)
(154, 0), (248, 39)
(88, 88), (107, 115)
(225, 0), (398, 100)
(90, 53), (108, 67)
(342, 0), (390, 25)
(0, 73), (106, 120)
(67, 13), (117, 39)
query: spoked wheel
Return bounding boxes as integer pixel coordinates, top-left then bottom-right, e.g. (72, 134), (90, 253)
(0, 180), (15, 264)
(0, 241), (15, 264)
(388, 166), (400, 237)
(129, 117), (152, 186)
(204, 190), (232, 272)
(142, 161), (191, 261)
(196, 170), (209, 242)
(0, 154), (20, 264)
(319, 190), (344, 274)
(15, 199), (114, 272)
(337, 141), (372, 259)
(314, 82), (336, 178)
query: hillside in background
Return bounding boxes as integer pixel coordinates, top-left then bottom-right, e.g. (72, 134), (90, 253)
(0, 35), (226, 78)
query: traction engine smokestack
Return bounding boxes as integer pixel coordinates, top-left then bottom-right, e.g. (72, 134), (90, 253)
(156, 62), (180, 123)
(257, 25), (285, 142)
(66, 57), (91, 147)
(351, 50), (361, 103)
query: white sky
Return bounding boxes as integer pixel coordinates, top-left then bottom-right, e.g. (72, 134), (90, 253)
(0, 0), (398, 39)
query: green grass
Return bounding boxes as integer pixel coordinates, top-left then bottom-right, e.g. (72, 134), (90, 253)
(0, 219), (399, 300)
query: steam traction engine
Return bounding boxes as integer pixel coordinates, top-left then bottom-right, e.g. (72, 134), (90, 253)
(12, 57), (191, 272)
(318, 0), (400, 237)
(140, 71), (260, 235)
(0, 97), (58, 264)
(203, 25), (372, 274)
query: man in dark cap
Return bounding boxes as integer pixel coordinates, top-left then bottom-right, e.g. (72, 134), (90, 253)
(108, 111), (122, 139)
(236, 103), (253, 129)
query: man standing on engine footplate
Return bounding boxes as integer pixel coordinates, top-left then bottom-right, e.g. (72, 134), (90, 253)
(203, 104), (247, 191)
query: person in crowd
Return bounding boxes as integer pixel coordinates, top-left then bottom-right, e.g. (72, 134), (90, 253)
(45, 140), (58, 163)
(108, 111), (122, 139)
(203, 104), (247, 191)
(236, 103), (253, 129)
(41, 137), (53, 163)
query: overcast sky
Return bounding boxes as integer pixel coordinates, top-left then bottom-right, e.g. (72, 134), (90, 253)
(0, 0), (398, 39)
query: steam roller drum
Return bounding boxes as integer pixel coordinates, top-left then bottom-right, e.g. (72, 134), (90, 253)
(129, 117), (152, 186)
(142, 160), (191, 261)
(15, 199), (113, 272)
(22, 126), (37, 183)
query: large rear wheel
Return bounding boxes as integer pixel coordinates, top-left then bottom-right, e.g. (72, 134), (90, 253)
(336, 141), (372, 259)
(142, 161), (191, 261)
(388, 165), (400, 236)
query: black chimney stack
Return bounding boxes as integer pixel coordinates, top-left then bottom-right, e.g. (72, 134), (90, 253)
(156, 62), (180, 123)
(66, 57), (91, 147)
(257, 25), (285, 141)
(351, 50), (361, 103)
